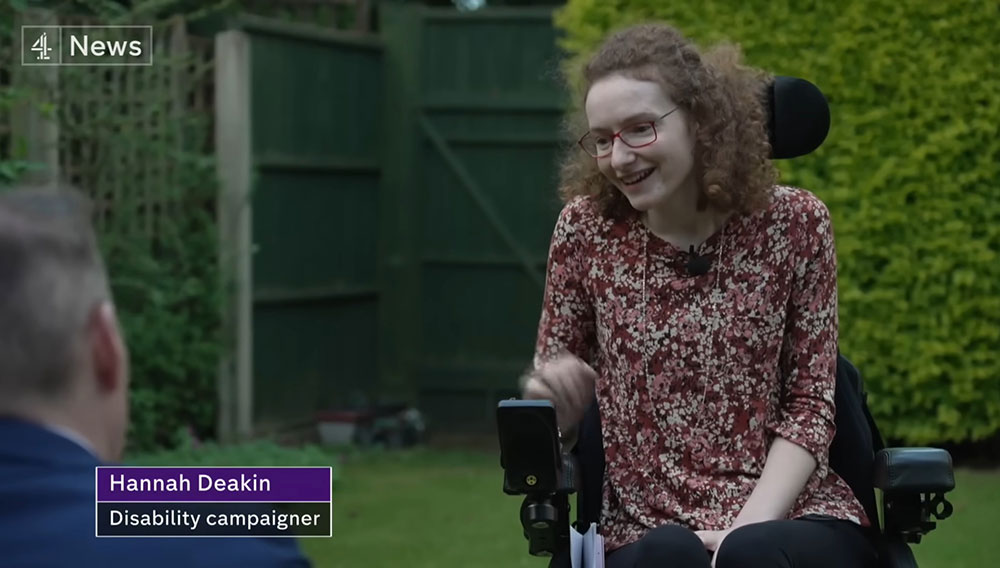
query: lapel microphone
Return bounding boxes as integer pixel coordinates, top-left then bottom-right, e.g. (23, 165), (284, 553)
(686, 245), (712, 276)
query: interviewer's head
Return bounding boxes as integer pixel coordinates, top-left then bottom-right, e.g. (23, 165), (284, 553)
(0, 186), (130, 462)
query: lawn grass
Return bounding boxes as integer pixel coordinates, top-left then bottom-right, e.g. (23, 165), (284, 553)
(301, 448), (544, 568)
(303, 447), (998, 568)
(912, 467), (1000, 568)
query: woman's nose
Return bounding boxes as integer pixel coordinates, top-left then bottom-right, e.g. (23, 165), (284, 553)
(610, 139), (636, 169)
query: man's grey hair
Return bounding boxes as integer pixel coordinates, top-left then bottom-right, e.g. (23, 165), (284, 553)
(0, 186), (111, 401)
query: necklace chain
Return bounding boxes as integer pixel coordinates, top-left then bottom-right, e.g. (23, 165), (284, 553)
(637, 220), (729, 420)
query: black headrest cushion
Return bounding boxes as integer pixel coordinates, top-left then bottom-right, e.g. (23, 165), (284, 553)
(767, 76), (831, 159)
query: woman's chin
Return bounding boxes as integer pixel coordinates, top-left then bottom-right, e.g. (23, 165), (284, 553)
(619, 186), (655, 211)
(618, 180), (677, 212)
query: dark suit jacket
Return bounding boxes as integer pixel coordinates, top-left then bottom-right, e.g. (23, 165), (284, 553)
(0, 418), (313, 568)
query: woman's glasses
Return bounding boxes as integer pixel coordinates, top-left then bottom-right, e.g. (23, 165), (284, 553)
(577, 108), (678, 158)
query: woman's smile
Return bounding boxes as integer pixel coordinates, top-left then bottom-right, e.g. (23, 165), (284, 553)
(619, 167), (657, 186)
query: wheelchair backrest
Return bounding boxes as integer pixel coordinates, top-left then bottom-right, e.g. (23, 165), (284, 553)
(830, 352), (884, 528)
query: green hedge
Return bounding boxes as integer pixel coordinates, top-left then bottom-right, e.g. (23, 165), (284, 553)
(554, 0), (1000, 445)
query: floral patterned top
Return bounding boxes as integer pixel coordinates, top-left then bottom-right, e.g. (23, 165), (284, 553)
(532, 186), (870, 552)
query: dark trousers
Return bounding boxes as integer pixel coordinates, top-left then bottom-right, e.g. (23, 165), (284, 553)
(602, 518), (879, 568)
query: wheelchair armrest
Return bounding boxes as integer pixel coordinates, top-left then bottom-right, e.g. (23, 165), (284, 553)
(874, 448), (955, 493)
(874, 447), (955, 544)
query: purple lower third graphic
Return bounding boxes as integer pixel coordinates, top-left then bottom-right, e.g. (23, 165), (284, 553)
(95, 467), (333, 537)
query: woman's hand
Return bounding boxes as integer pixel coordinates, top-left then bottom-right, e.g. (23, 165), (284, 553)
(521, 353), (597, 436)
(694, 529), (733, 568)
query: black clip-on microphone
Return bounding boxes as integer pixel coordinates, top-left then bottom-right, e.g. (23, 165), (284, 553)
(686, 245), (712, 276)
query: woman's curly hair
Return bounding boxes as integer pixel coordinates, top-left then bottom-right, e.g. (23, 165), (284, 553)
(558, 23), (778, 217)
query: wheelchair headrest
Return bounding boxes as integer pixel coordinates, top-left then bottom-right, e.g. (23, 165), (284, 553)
(767, 76), (831, 159)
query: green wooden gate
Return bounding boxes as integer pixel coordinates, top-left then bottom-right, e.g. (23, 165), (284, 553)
(217, 7), (568, 438)
(217, 16), (386, 438)
(380, 5), (568, 433)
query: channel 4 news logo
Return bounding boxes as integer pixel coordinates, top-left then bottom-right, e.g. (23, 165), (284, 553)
(22, 25), (153, 66)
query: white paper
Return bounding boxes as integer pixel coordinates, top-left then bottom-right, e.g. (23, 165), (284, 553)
(570, 525), (583, 568)
(583, 523), (605, 568)
(570, 523), (604, 568)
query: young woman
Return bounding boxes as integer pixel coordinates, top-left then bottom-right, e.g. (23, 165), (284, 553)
(521, 23), (879, 568)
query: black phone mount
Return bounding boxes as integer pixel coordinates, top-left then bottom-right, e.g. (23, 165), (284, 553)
(497, 400), (578, 557)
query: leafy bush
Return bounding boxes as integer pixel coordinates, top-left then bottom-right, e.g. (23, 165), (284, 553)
(554, 0), (1000, 444)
